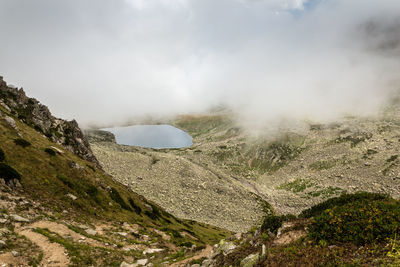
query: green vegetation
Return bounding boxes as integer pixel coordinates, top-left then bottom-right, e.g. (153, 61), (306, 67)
(306, 186), (344, 199)
(335, 131), (372, 147)
(300, 192), (388, 218)
(174, 114), (232, 137)
(245, 134), (306, 174)
(108, 187), (131, 211)
(278, 178), (315, 193)
(308, 195), (400, 245)
(309, 159), (337, 170)
(261, 215), (295, 234)
(13, 138), (31, 148)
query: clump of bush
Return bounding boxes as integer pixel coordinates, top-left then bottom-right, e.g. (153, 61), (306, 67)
(44, 148), (56, 156)
(300, 192), (388, 218)
(128, 198), (142, 214)
(308, 193), (400, 245)
(0, 163), (21, 183)
(13, 138), (31, 148)
(261, 214), (296, 234)
(0, 148), (4, 162)
(144, 203), (162, 220)
(109, 188), (131, 211)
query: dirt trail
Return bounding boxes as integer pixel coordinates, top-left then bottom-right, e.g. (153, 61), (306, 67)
(15, 220), (106, 267)
(16, 226), (69, 267)
(170, 245), (213, 267)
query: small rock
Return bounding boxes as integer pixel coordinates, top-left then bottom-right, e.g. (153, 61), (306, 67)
(136, 259), (148, 266)
(4, 116), (17, 130)
(234, 233), (242, 240)
(85, 229), (97, 236)
(66, 193), (77, 201)
(10, 214), (29, 222)
(11, 250), (18, 257)
(191, 264), (200, 267)
(50, 146), (64, 154)
(120, 261), (135, 267)
(0, 240), (6, 248)
(117, 232), (128, 237)
(143, 248), (163, 255)
(240, 253), (259, 267)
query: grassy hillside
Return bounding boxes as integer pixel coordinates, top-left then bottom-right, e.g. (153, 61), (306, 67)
(0, 105), (230, 266)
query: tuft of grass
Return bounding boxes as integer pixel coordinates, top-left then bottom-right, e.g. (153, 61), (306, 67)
(14, 138), (31, 148)
(309, 160), (337, 171)
(108, 188), (131, 211)
(278, 178), (315, 193)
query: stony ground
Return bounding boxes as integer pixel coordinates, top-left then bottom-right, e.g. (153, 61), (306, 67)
(91, 143), (265, 233)
(89, 104), (400, 234)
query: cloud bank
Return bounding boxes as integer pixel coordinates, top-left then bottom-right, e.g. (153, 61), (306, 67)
(0, 0), (399, 128)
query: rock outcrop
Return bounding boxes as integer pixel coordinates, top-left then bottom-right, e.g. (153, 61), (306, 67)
(0, 76), (99, 166)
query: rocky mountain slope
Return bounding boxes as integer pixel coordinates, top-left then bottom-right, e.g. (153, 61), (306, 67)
(0, 76), (98, 165)
(0, 76), (230, 266)
(90, 103), (400, 234)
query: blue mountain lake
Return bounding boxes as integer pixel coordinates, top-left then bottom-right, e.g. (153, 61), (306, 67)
(101, 124), (193, 149)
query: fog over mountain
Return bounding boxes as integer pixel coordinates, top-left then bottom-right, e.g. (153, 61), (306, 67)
(0, 0), (399, 128)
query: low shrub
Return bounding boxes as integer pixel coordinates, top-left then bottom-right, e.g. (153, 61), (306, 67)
(261, 214), (295, 234)
(128, 198), (142, 214)
(300, 192), (389, 218)
(0, 148), (4, 162)
(144, 203), (162, 220)
(44, 148), (56, 156)
(13, 138), (31, 148)
(308, 196), (400, 245)
(0, 163), (21, 182)
(56, 174), (74, 189)
(85, 185), (98, 197)
(108, 188), (131, 211)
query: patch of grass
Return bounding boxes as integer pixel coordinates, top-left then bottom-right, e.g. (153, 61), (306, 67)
(335, 131), (372, 147)
(109, 188), (131, 211)
(174, 114), (231, 137)
(309, 160), (337, 171)
(387, 155), (399, 162)
(278, 178), (315, 193)
(307, 186), (345, 199)
(246, 134), (306, 174)
(13, 138), (31, 148)
(128, 198), (142, 214)
(362, 149), (378, 159)
(150, 155), (159, 165)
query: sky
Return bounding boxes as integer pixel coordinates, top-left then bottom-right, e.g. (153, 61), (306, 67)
(0, 0), (399, 128)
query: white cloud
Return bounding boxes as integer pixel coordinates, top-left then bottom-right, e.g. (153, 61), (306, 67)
(0, 0), (399, 128)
